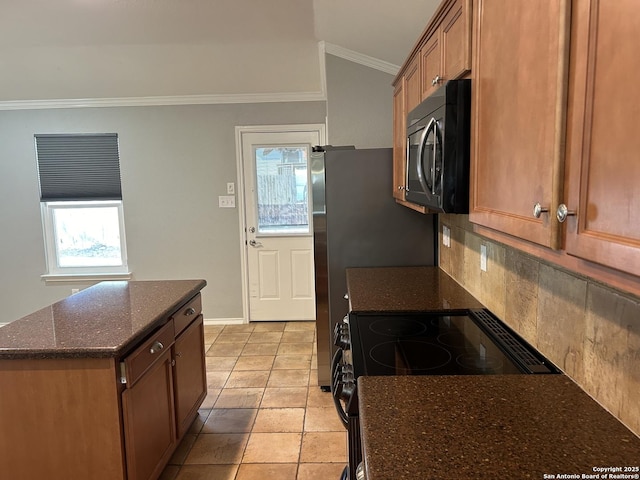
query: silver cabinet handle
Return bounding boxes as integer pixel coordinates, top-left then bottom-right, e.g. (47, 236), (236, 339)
(533, 203), (549, 218)
(249, 239), (263, 247)
(185, 307), (196, 316)
(556, 204), (576, 223)
(432, 75), (442, 86)
(149, 341), (164, 354)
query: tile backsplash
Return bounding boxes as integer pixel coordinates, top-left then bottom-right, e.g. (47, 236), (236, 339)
(439, 214), (640, 436)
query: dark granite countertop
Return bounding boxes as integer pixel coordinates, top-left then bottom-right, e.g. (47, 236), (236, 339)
(0, 279), (206, 359)
(346, 266), (483, 312)
(358, 375), (640, 480)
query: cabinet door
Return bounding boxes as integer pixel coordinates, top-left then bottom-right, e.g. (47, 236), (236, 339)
(122, 349), (176, 480)
(173, 314), (207, 438)
(420, 33), (442, 99)
(404, 55), (422, 113)
(442, 0), (471, 81)
(469, 0), (570, 249)
(392, 79), (407, 201)
(563, 0), (640, 276)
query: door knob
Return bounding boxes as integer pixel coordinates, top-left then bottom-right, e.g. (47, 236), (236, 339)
(533, 203), (549, 218)
(556, 204), (576, 223)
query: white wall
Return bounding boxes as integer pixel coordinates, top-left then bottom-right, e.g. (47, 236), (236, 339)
(0, 101), (326, 323)
(325, 54), (394, 148)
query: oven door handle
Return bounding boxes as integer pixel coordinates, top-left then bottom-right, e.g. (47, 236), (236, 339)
(416, 117), (437, 195)
(331, 348), (349, 429)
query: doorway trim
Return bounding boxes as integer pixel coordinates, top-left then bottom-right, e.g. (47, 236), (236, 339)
(235, 124), (327, 323)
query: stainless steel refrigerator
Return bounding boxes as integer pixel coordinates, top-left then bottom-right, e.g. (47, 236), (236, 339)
(311, 146), (437, 388)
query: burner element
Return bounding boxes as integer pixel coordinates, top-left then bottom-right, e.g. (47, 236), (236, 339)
(369, 318), (427, 337)
(456, 353), (504, 373)
(369, 341), (451, 373)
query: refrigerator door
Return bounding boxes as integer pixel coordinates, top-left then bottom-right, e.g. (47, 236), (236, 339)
(313, 147), (436, 388)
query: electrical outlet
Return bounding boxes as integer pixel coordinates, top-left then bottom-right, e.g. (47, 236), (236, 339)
(442, 225), (451, 248)
(218, 195), (236, 208)
(480, 244), (487, 272)
(227, 182), (235, 195)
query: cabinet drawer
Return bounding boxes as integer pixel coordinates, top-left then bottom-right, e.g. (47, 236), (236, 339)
(172, 293), (202, 337)
(124, 320), (175, 386)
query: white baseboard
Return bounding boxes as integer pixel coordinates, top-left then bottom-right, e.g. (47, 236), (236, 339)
(204, 317), (246, 326)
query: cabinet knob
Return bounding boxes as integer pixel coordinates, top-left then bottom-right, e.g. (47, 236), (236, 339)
(149, 341), (164, 354)
(432, 75), (442, 86)
(397, 185), (405, 191)
(185, 307), (196, 316)
(556, 204), (576, 223)
(533, 203), (549, 218)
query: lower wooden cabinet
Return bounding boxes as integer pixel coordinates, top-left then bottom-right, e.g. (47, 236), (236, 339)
(174, 314), (207, 438)
(122, 347), (176, 480)
(120, 296), (207, 480)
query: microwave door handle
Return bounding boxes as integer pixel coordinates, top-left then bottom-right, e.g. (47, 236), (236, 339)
(432, 121), (440, 195)
(416, 118), (436, 195)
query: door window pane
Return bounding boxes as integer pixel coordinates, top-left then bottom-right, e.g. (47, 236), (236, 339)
(255, 146), (310, 234)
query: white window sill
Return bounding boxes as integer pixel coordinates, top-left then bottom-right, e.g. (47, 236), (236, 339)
(41, 272), (132, 285)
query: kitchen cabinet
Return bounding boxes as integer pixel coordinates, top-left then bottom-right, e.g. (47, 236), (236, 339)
(562, 0), (640, 277)
(0, 281), (207, 480)
(122, 321), (177, 480)
(469, 0), (640, 280)
(173, 313), (206, 438)
(421, 0), (471, 99)
(121, 294), (206, 480)
(392, 0), (471, 212)
(469, 0), (570, 249)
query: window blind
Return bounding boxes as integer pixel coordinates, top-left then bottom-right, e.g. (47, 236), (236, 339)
(35, 133), (122, 201)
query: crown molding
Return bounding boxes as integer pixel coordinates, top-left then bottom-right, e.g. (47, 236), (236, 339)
(0, 90), (327, 111)
(320, 41), (400, 76)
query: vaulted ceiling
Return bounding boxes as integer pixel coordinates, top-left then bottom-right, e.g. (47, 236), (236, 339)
(0, 0), (440, 103)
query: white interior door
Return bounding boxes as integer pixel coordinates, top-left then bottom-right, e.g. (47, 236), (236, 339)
(238, 125), (325, 321)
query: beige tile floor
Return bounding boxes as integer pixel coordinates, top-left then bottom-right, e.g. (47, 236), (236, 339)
(159, 321), (348, 480)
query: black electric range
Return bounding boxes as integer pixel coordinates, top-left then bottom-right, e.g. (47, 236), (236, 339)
(347, 309), (558, 377)
(331, 309), (560, 480)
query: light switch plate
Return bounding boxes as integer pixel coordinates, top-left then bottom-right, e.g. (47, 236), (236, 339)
(480, 244), (487, 272)
(219, 195), (236, 208)
(227, 182), (235, 195)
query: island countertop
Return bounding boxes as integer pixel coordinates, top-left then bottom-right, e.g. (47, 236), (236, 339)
(0, 279), (206, 359)
(346, 266), (483, 312)
(358, 375), (640, 480)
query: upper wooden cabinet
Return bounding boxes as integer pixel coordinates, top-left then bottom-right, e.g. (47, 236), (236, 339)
(470, 0), (640, 279)
(562, 0), (640, 276)
(469, 0), (570, 249)
(421, 0), (472, 98)
(392, 0), (472, 209)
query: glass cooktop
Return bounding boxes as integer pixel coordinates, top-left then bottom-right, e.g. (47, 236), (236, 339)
(348, 310), (557, 377)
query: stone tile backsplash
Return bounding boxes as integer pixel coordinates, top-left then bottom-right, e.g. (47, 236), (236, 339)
(439, 215), (640, 436)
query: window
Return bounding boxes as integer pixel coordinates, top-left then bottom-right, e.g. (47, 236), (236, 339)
(35, 133), (129, 279)
(254, 146), (310, 234)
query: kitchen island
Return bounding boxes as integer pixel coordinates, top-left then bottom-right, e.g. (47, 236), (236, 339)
(0, 279), (207, 480)
(358, 375), (640, 479)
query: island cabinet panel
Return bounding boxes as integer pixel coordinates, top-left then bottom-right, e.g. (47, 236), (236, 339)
(563, 0), (640, 276)
(173, 314), (207, 438)
(469, 0), (570, 249)
(0, 357), (126, 480)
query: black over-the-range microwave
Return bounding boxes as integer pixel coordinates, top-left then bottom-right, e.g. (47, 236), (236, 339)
(405, 79), (471, 213)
